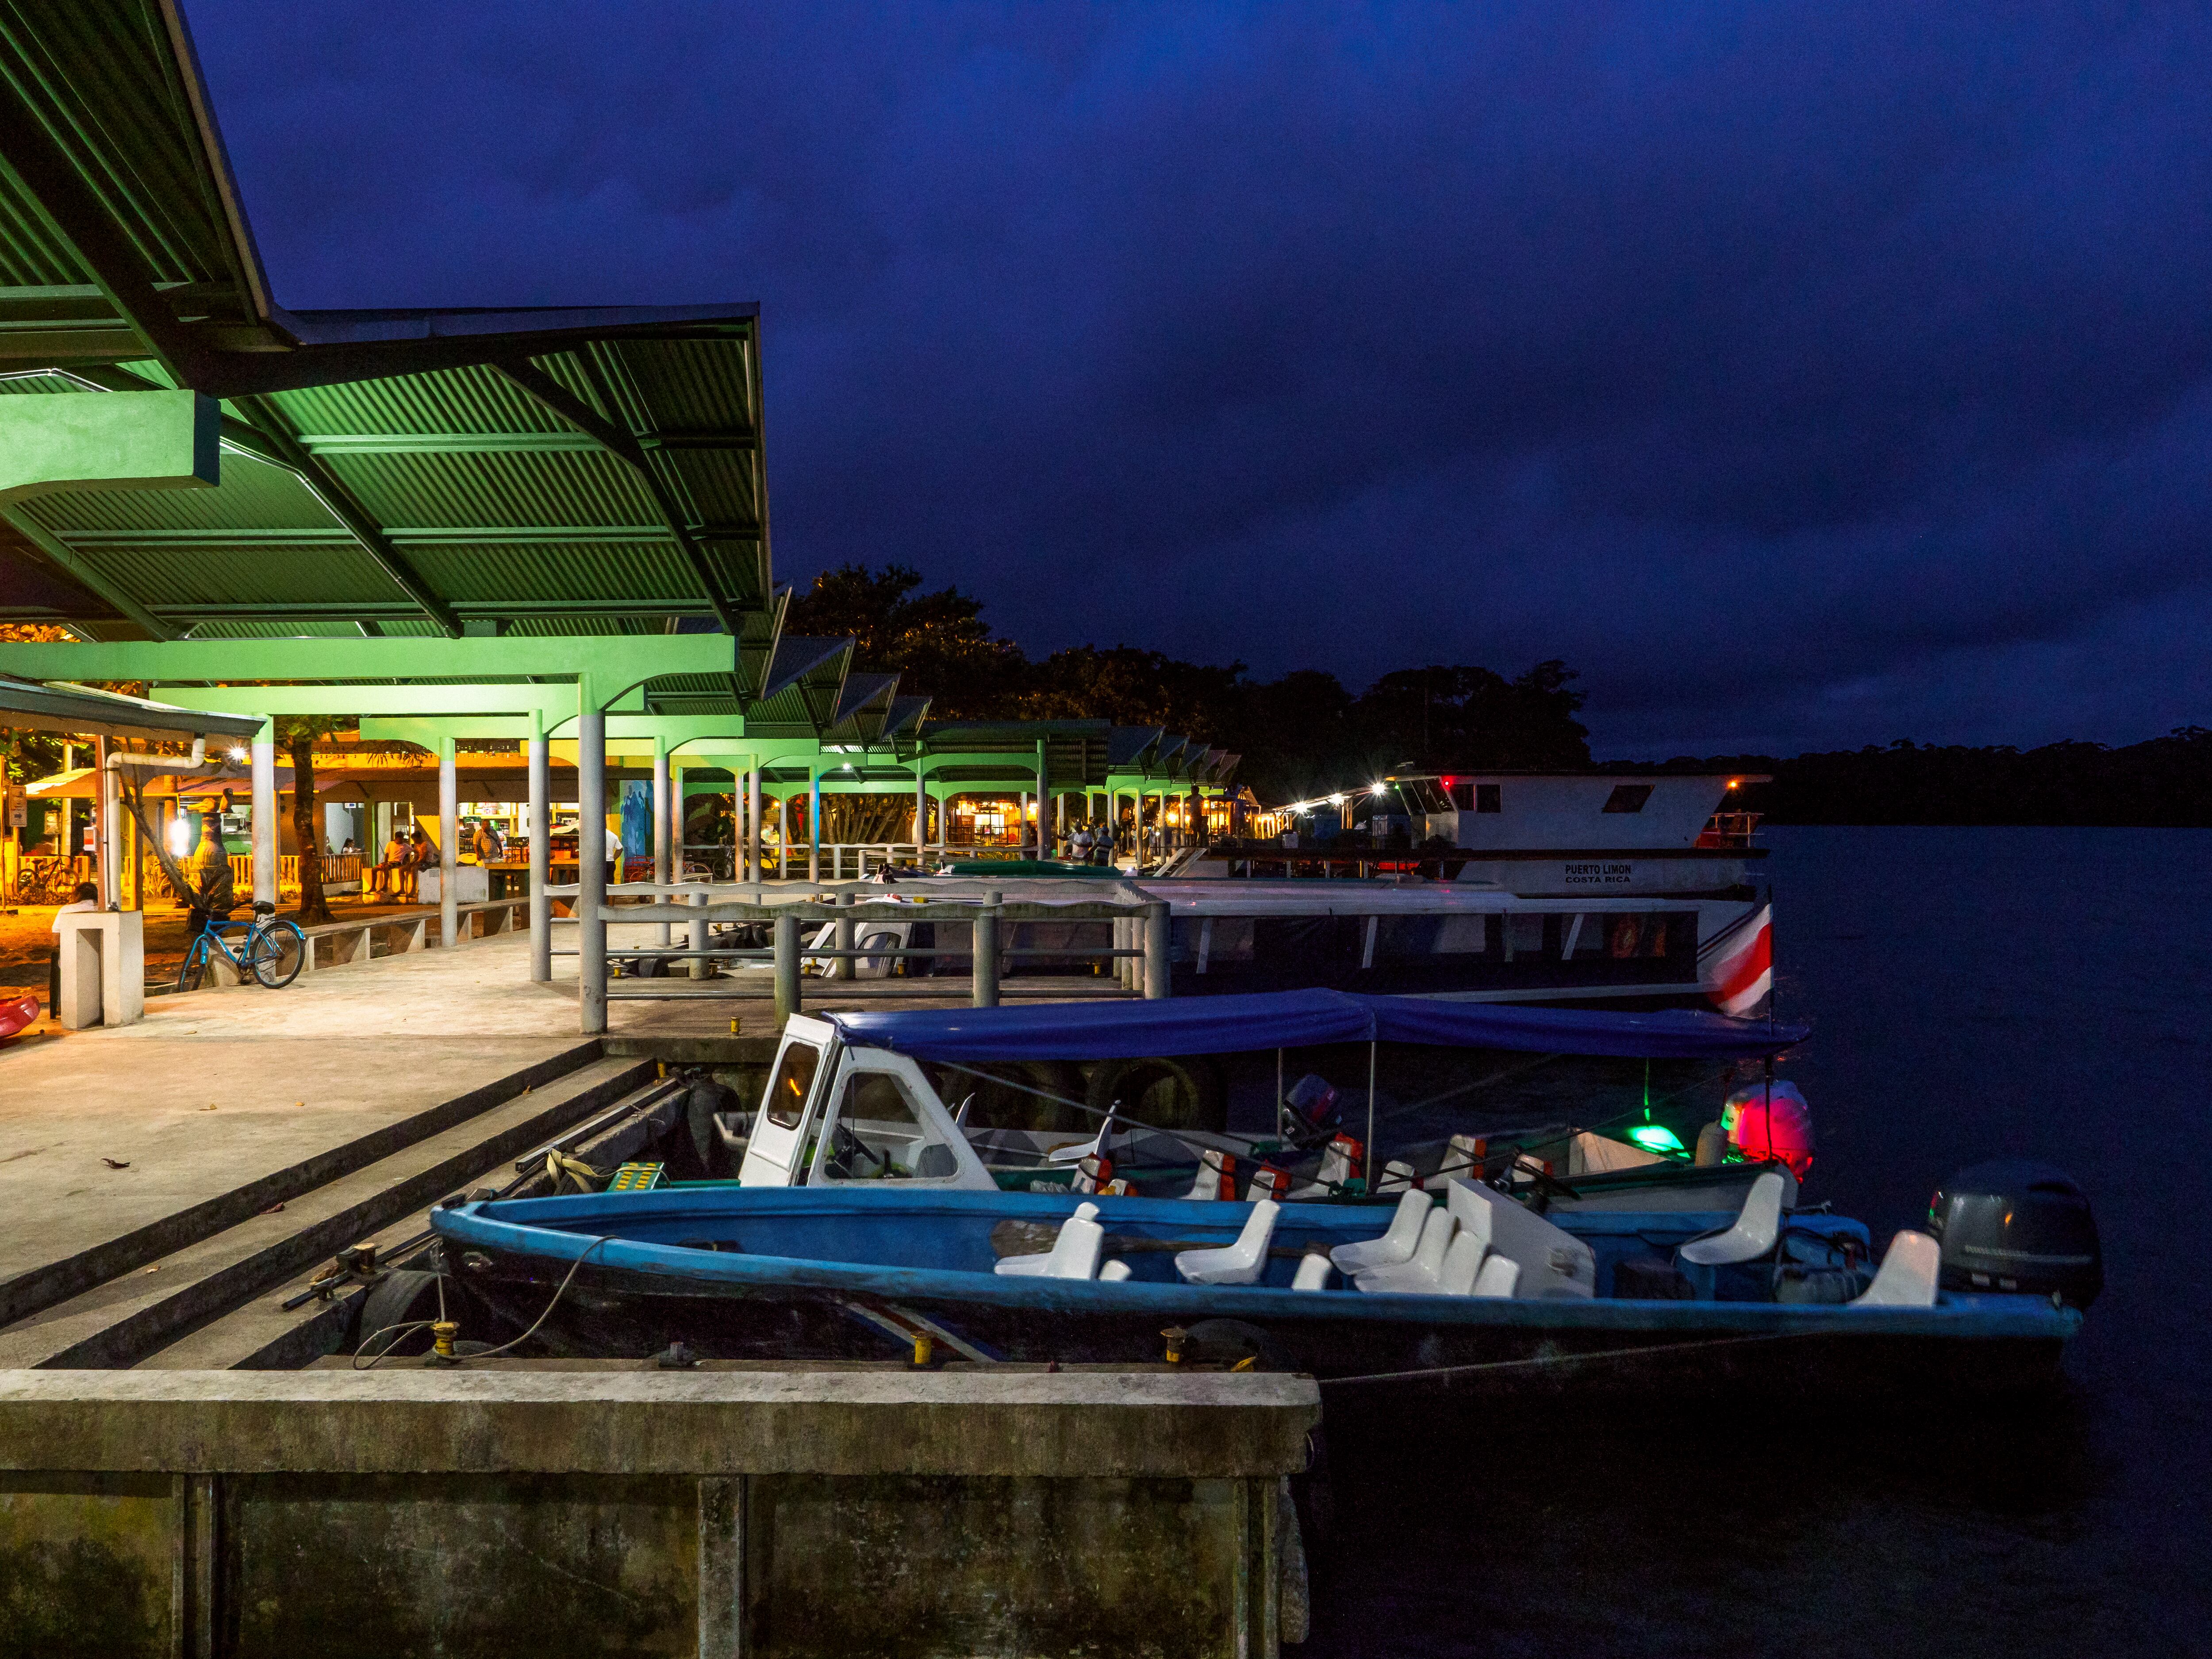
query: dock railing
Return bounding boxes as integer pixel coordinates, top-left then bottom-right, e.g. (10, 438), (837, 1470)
(542, 879), (1171, 1033)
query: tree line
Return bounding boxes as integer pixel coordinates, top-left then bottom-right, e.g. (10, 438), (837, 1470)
(785, 563), (1593, 803)
(1663, 730), (2212, 828)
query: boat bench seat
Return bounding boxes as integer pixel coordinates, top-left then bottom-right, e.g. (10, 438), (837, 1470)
(995, 1202), (1106, 1279)
(1174, 1200), (1280, 1285)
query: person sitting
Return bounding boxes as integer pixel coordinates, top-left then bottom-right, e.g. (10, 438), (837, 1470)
(472, 821), (502, 864)
(46, 880), (99, 1013)
(373, 830), (408, 898)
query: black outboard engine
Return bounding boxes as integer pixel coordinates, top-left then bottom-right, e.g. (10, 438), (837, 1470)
(1925, 1160), (2102, 1308)
(1283, 1074), (1341, 1148)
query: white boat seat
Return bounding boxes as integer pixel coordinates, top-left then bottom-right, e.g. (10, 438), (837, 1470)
(1850, 1230), (1942, 1307)
(1471, 1254), (1521, 1298)
(1098, 1258), (1133, 1283)
(1678, 1170), (1788, 1267)
(1290, 1252), (1335, 1292)
(1329, 1190), (1433, 1274)
(1376, 1159), (1419, 1194)
(1355, 1207), (1457, 1294)
(1436, 1231), (1486, 1296)
(1174, 1199), (1281, 1286)
(995, 1202), (1105, 1279)
(1442, 1178), (1596, 1298)
(1183, 1148), (1236, 1201)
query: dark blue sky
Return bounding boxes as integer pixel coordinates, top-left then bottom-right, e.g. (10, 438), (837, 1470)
(188, 2), (2212, 757)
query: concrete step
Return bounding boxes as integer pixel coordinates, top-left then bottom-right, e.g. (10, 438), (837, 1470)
(139, 1077), (688, 1371)
(0, 1055), (657, 1369)
(0, 1037), (606, 1334)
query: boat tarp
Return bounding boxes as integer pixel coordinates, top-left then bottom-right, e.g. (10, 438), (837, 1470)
(823, 988), (1805, 1064)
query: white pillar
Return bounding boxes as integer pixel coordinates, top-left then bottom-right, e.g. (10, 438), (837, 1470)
(652, 737), (671, 946)
(777, 791), (790, 880)
(251, 718), (276, 908)
(914, 766), (926, 856)
(93, 736), (115, 909)
(747, 764), (763, 889)
(1132, 787), (1144, 865)
(438, 735), (458, 946)
(528, 726), (550, 982)
(809, 769), (822, 883)
(1034, 739), (1048, 858)
(577, 703), (607, 1036)
(670, 763), (686, 879)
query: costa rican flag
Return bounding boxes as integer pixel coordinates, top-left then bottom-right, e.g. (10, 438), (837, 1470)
(1706, 904), (1772, 1016)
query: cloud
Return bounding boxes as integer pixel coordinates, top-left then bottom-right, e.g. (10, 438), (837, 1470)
(185, 0), (2212, 752)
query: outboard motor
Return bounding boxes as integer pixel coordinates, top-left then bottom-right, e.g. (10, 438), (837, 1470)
(1284, 1074), (1341, 1146)
(1925, 1160), (2102, 1308)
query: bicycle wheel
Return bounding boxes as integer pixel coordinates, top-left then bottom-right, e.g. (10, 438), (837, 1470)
(249, 919), (307, 988)
(177, 938), (209, 994)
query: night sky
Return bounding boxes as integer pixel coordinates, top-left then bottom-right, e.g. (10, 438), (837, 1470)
(187, 3), (2212, 758)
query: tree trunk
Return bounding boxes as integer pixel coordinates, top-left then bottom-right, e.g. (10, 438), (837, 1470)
(288, 733), (332, 925)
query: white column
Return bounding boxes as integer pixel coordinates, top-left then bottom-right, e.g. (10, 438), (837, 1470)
(1034, 739), (1048, 858)
(747, 765), (763, 889)
(670, 763), (686, 879)
(93, 736), (115, 909)
(577, 702), (607, 1036)
(528, 725), (550, 982)
(438, 735), (458, 946)
(914, 766), (926, 856)
(652, 737), (671, 946)
(1132, 787), (1144, 864)
(250, 717), (276, 908)
(809, 769), (822, 883)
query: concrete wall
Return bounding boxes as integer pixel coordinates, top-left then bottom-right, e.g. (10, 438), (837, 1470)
(0, 1367), (1317, 1659)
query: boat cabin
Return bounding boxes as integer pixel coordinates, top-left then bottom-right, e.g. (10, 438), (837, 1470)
(737, 1016), (999, 1191)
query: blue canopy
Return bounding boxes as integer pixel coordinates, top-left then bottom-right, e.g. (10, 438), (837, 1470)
(824, 988), (1805, 1064)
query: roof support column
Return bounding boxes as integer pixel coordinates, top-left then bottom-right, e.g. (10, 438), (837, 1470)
(810, 767), (824, 884)
(1034, 740), (1048, 859)
(747, 766), (763, 891)
(652, 737), (671, 949)
(577, 684), (607, 1037)
(914, 765), (926, 862)
(251, 718), (277, 909)
(528, 713), (550, 983)
(438, 737), (458, 949)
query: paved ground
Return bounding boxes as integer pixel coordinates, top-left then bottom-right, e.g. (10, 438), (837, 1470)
(0, 891), (437, 1007)
(0, 929), (1068, 1298)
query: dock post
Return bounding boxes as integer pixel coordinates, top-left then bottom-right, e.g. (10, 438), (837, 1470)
(774, 908), (801, 1024)
(577, 702), (607, 1036)
(833, 890), (855, 981)
(974, 894), (1001, 1007)
(1143, 901), (1171, 999)
(527, 722), (550, 981)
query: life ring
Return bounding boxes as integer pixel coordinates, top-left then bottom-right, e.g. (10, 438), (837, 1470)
(1085, 1055), (1227, 1133)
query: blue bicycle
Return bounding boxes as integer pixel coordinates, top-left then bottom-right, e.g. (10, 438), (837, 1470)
(176, 900), (307, 992)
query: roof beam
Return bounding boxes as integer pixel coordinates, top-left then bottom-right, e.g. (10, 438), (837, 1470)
(0, 126), (213, 384)
(493, 359), (745, 638)
(0, 632), (736, 693)
(230, 396), (463, 637)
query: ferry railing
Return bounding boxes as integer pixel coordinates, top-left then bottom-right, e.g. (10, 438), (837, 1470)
(542, 879), (1171, 1033)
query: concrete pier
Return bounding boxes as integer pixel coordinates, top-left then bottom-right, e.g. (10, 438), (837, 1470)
(0, 1366), (1318, 1658)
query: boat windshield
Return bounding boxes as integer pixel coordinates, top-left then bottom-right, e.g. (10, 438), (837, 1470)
(764, 1041), (821, 1129)
(1393, 777), (1452, 814)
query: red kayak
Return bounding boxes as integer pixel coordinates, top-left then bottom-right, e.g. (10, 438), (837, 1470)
(0, 995), (41, 1040)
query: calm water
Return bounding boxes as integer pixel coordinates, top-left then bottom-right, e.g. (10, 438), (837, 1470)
(1311, 827), (2212, 1659)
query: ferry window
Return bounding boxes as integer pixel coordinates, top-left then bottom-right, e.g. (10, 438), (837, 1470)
(1396, 779), (1452, 814)
(1474, 784), (1502, 814)
(1601, 785), (1654, 814)
(1503, 913), (1546, 960)
(823, 1070), (953, 1180)
(764, 1042), (820, 1129)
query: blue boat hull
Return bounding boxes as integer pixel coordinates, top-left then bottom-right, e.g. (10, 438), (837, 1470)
(429, 1187), (2078, 1402)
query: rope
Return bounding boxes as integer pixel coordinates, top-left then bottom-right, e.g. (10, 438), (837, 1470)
(1317, 1328), (1816, 1388)
(353, 1235), (612, 1368)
